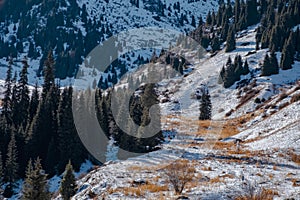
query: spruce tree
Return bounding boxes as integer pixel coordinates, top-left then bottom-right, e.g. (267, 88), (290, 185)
(269, 51), (279, 74)
(199, 87), (212, 120)
(0, 151), (3, 184)
(42, 50), (55, 98)
(225, 26), (236, 52)
(245, 0), (258, 26)
(261, 54), (272, 76)
(2, 58), (13, 123)
(28, 82), (39, 123)
(5, 133), (18, 190)
(17, 57), (30, 128)
(60, 161), (77, 200)
(280, 32), (295, 70)
(22, 158), (50, 200)
(242, 59), (250, 75)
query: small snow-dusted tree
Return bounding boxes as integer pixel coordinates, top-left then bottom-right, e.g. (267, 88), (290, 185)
(164, 159), (196, 195)
(60, 161), (77, 200)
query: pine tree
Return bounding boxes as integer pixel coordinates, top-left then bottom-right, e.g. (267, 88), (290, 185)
(2, 58), (13, 123)
(57, 87), (85, 173)
(269, 51), (279, 74)
(280, 32), (295, 70)
(225, 26), (236, 52)
(206, 11), (212, 26)
(199, 87), (212, 120)
(60, 161), (77, 200)
(42, 50), (55, 98)
(22, 158), (50, 200)
(211, 34), (220, 52)
(5, 133), (18, 185)
(261, 54), (271, 76)
(0, 151), (3, 184)
(242, 59), (250, 75)
(17, 57), (30, 128)
(245, 0), (258, 26)
(28, 82), (39, 123)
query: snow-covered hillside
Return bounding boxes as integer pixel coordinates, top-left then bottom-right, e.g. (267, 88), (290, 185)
(58, 25), (300, 199)
(0, 0), (218, 87)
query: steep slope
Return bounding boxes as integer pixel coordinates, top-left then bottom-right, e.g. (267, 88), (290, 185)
(63, 25), (300, 200)
(0, 0), (218, 86)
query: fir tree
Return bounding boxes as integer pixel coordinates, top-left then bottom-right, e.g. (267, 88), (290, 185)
(0, 151), (3, 184)
(5, 133), (18, 186)
(225, 26), (236, 52)
(28, 82), (39, 123)
(280, 32), (295, 70)
(17, 57), (30, 128)
(269, 51), (279, 74)
(261, 54), (271, 76)
(2, 58), (13, 123)
(245, 0), (258, 26)
(60, 161), (77, 200)
(42, 50), (55, 98)
(22, 158), (50, 200)
(242, 59), (250, 75)
(199, 87), (212, 120)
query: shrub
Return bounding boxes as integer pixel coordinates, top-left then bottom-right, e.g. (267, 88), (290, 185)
(164, 160), (196, 195)
(291, 93), (300, 103)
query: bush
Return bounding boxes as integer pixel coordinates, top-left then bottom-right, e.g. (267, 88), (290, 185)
(235, 181), (278, 200)
(164, 160), (196, 195)
(291, 93), (300, 103)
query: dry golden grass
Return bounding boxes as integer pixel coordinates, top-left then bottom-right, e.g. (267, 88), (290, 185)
(109, 183), (168, 197)
(235, 188), (278, 200)
(292, 179), (300, 187)
(290, 152), (300, 165)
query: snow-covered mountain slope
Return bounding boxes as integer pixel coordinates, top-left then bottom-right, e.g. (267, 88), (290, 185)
(0, 0), (218, 87)
(60, 25), (300, 200)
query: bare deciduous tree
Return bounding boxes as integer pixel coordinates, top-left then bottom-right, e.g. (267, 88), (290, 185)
(164, 159), (196, 195)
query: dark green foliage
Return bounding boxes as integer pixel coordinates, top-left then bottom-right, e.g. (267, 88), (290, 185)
(280, 32), (295, 70)
(242, 59), (250, 75)
(261, 52), (279, 76)
(220, 55), (249, 88)
(245, 0), (259, 26)
(199, 87), (212, 120)
(5, 133), (18, 185)
(225, 26), (236, 52)
(22, 158), (50, 200)
(57, 87), (85, 172)
(2, 58), (13, 124)
(60, 161), (77, 200)
(211, 34), (220, 52)
(0, 151), (3, 184)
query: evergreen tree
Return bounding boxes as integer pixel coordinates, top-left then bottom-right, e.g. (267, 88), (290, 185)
(261, 54), (272, 76)
(57, 87), (85, 172)
(0, 151), (3, 184)
(199, 86), (212, 120)
(242, 59), (250, 75)
(60, 161), (77, 200)
(17, 57), (30, 128)
(22, 158), (50, 200)
(211, 34), (220, 52)
(225, 26), (236, 52)
(42, 50), (55, 98)
(245, 0), (258, 26)
(280, 32), (295, 70)
(206, 11), (212, 26)
(28, 82), (39, 123)
(5, 133), (18, 186)
(2, 58), (13, 123)
(269, 51), (279, 74)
